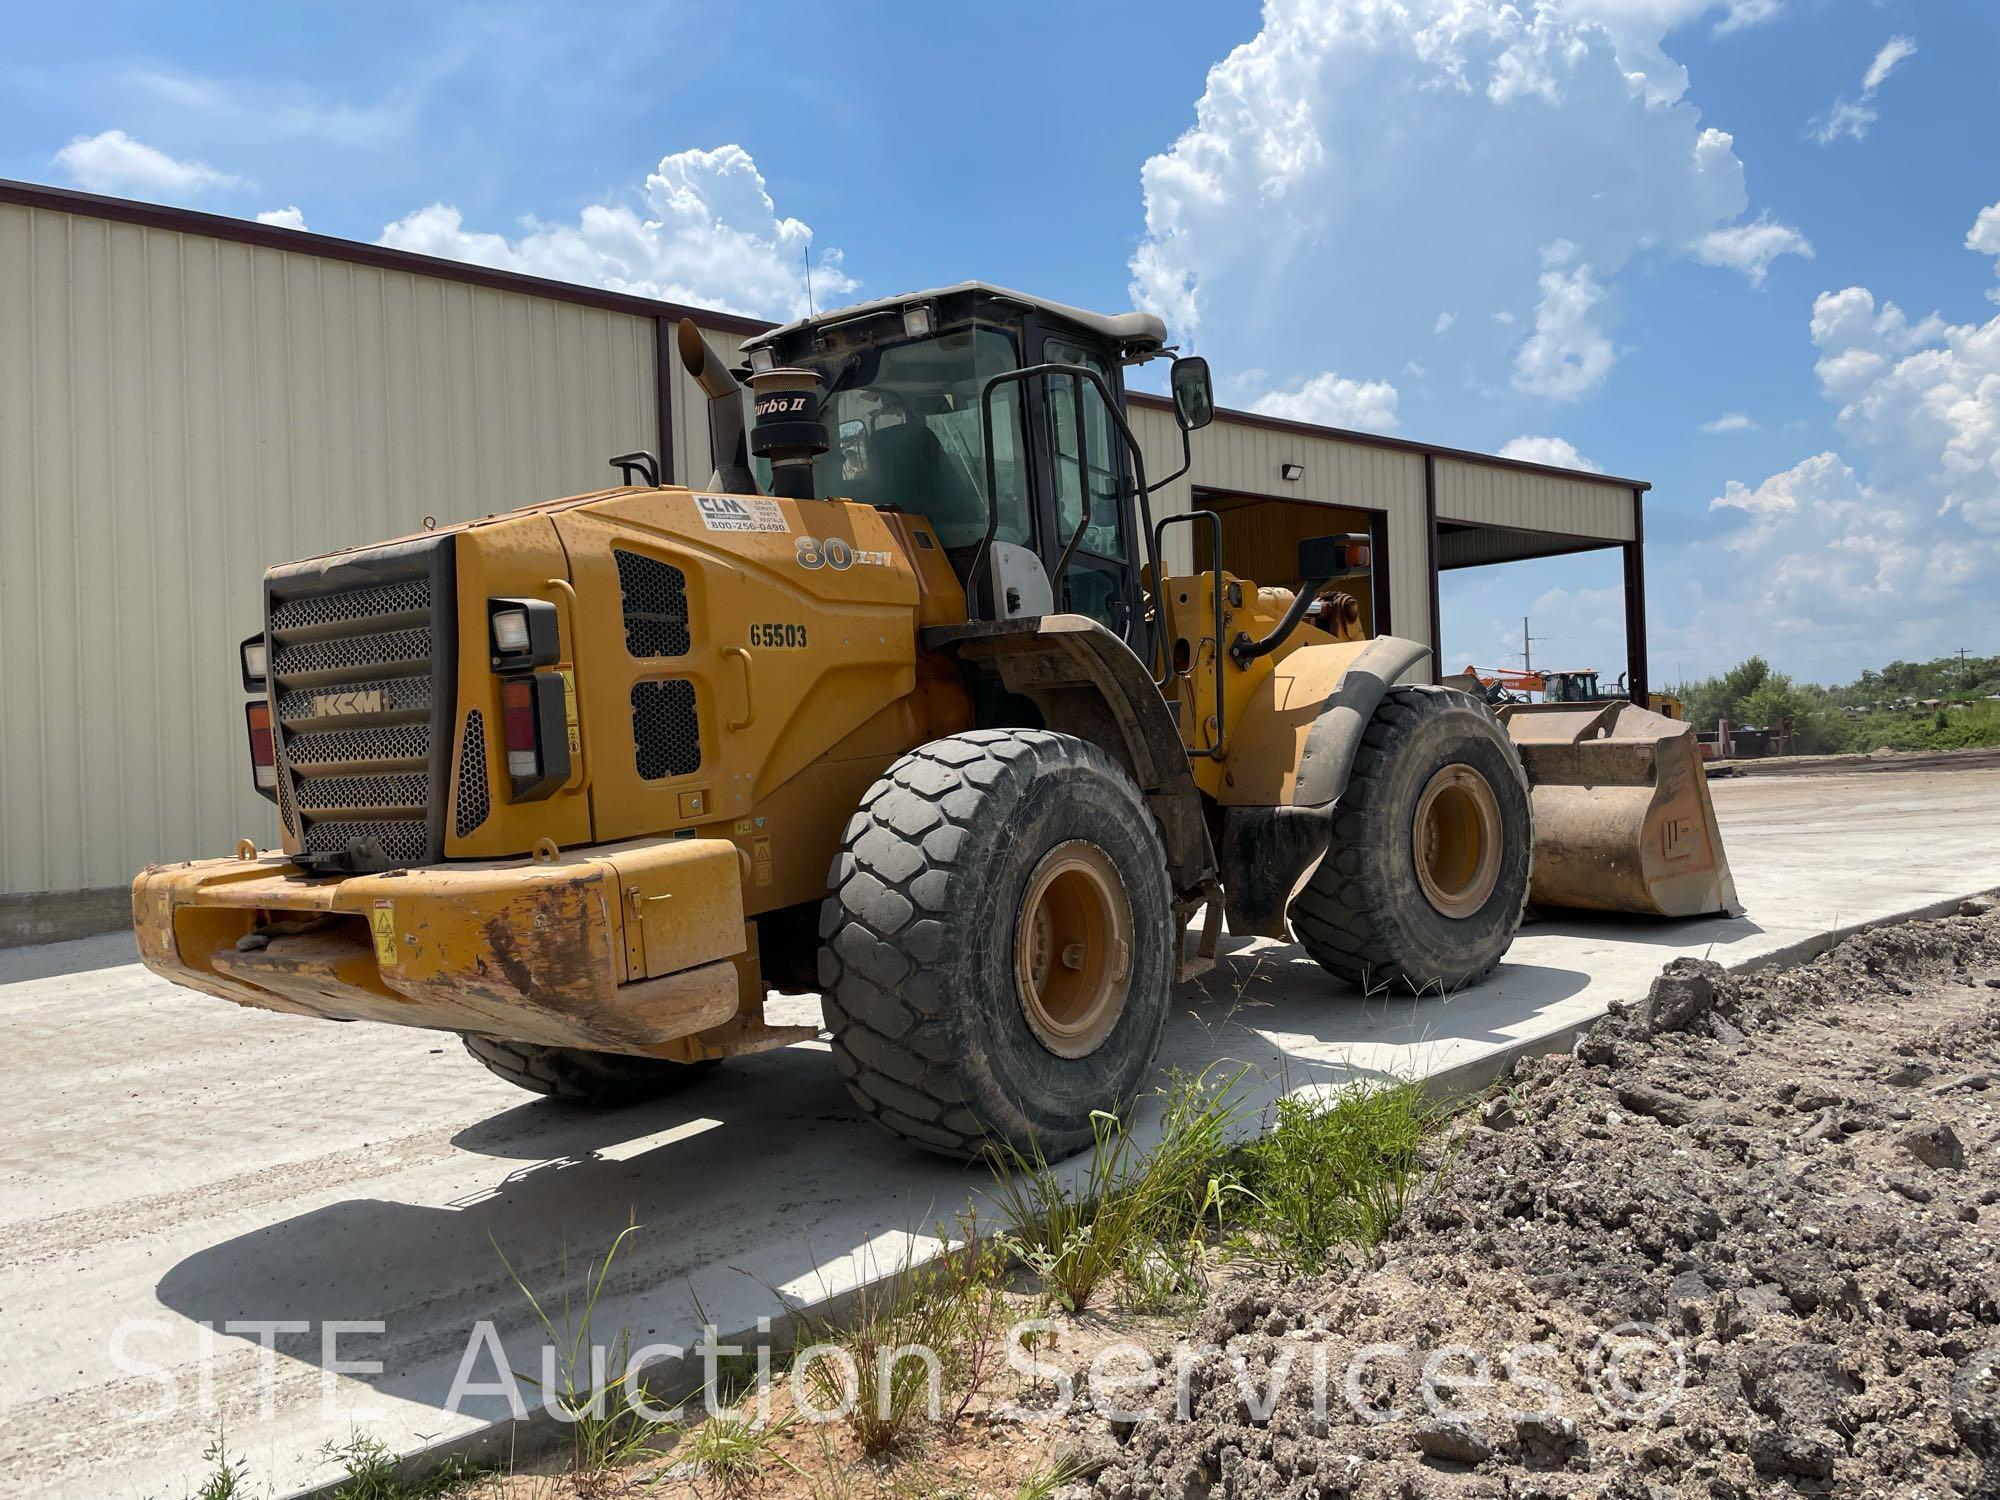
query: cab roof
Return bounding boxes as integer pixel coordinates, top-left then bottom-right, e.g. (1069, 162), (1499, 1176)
(742, 282), (1170, 363)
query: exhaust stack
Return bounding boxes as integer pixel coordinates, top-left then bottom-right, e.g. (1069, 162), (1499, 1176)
(675, 321), (759, 496)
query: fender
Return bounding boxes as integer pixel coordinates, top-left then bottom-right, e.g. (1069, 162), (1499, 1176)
(1215, 635), (1431, 937)
(923, 615), (1215, 900)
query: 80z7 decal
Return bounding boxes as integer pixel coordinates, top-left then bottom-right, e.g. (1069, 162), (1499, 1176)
(750, 623), (808, 648)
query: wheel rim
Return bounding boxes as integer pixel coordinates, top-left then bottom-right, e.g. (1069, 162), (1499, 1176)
(1014, 840), (1134, 1059)
(1411, 764), (1504, 919)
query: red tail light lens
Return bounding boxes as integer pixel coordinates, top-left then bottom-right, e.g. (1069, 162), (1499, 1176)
(245, 701), (278, 797)
(500, 677), (539, 780)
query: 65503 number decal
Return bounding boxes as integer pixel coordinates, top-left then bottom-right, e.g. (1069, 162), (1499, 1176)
(750, 622), (808, 648)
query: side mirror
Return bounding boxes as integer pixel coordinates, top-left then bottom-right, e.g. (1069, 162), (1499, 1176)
(1170, 356), (1214, 431)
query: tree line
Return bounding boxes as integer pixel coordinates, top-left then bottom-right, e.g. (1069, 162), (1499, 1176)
(1669, 654), (2000, 756)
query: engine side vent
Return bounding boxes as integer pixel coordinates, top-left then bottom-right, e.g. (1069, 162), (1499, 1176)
(455, 710), (490, 838)
(631, 680), (701, 780)
(615, 549), (691, 658)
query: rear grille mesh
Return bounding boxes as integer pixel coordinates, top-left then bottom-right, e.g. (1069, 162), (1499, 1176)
(615, 549), (691, 658)
(271, 579), (431, 634)
(303, 819), (431, 864)
(271, 627), (432, 681)
(455, 711), (490, 838)
(285, 725), (431, 770)
(267, 537), (454, 872)
(632, 679), (701, 780)
(291, 773), (430, 813)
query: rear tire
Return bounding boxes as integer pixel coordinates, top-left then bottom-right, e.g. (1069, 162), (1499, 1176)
(819, 730), (1175, 1159)
(460, 1034), (718, 1106)
(1289, 685), (1531, 992)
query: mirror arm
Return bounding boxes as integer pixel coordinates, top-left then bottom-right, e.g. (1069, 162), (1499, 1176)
(1145, 421), (1194, 497)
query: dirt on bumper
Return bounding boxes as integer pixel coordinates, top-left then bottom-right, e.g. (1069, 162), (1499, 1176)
(132, 838), (749, 1056)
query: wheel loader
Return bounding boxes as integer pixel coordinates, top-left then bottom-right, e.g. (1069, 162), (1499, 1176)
(133, 283), (1736, 1158)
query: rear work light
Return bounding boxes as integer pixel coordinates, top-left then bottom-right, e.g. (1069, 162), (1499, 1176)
(244, 701), (278, 801)
(240, 633), (269, 692)
(488, 597), (561, 671)
(498, 673), (571, 803)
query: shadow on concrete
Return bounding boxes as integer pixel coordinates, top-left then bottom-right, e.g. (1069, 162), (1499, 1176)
(0, 930), (141, 985)
(152, 929), (1604, 1429)
(1522, 909), (1767, 953)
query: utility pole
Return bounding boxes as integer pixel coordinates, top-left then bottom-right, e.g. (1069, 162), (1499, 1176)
(1515, 616), (1545, 673)
(1956, 646), (1971, 689)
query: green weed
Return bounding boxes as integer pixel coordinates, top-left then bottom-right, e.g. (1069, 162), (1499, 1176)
(1238, 1080), (1438, 1275)
(493, 1218), (668, 1483)
(794, 1214), (1008, 1454)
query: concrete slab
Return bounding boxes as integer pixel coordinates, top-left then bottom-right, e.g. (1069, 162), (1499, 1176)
(2, 767), (1997, 1500)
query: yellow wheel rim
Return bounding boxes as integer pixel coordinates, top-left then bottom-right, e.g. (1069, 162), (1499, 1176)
(1412, 764), (1503, 919)
(1014, 840), (1133, 1059)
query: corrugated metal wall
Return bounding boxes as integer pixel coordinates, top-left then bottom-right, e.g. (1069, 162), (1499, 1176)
(1133, 402), (1433, 648)
(1434, 456), (1635, 540)
(0, 202), (658, 895)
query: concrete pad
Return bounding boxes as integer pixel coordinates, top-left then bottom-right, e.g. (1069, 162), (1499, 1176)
(2, 768), (1997, 1500)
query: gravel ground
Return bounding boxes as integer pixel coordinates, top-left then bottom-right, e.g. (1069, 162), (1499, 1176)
(1073, 898), (2000, 1499)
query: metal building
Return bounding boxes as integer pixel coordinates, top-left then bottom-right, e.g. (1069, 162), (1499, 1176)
(0, 178), (1648, 936)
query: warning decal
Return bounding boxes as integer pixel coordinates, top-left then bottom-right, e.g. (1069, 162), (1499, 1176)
(371, 899), (398, 966)
(694, 494), (790, 533)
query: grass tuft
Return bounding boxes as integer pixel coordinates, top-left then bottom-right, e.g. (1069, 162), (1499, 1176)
(493, 1217), (667, 1486)
(794, 1212), (1008, 1455)
(1237, 1079), (1438, 1274)
(987, 1066), (1251, 1312)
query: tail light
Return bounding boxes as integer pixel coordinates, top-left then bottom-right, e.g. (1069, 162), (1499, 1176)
(499, 673), (571, 802)
(245, 700), (278, 801)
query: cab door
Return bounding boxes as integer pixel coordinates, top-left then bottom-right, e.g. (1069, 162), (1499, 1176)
(1026, 329), (1145, 646)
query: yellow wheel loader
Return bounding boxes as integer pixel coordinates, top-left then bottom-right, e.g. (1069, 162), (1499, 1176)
(134, 283), (1735, 1158)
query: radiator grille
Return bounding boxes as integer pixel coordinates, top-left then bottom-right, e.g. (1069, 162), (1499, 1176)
(455, 711), (490, 838)
(632, 679), (701, 780)
(615, 549), (691, 658)
(266, 536), (455, 873)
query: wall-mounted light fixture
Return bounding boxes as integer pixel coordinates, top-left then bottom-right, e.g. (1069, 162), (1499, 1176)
(1280, 462), (1305, 482)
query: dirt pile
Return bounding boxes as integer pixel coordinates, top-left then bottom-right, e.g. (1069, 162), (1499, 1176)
(1077, 904), (2000, 1498)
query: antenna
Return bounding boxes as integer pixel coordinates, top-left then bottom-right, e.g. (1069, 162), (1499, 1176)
(804, 240), (815, 317)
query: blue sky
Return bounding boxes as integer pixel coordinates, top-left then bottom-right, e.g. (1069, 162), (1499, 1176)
(6, 0), (1996, 686)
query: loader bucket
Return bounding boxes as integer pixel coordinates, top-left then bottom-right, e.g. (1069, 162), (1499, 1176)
(1497, 700), (1739, 919)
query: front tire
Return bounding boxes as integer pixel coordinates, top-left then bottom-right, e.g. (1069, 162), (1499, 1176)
(819, 730), (1175, 1159)
(1289, 686), (1531, 992)
(460, 1035), (717, 1106)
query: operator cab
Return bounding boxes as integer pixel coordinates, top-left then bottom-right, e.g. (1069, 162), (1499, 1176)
(737, 283), (1211, 645)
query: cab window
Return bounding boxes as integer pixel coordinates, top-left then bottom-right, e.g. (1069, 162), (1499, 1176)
(1043, 337), (1128, 563)
(803, 327), (1030, 550)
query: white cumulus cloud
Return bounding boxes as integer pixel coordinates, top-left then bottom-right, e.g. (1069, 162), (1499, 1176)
(1713, 0), (1783, 36)
(1128, 1), (1792, 415)
(1692, 212), (1814, 285)
(1811, 34), (1917, 145)
(1498, 435), (1602, 472)
(1685, 201), (2000, 673)
(53, 129), (243, 198)
(1969, 201), (2000, 304)
(1249, 371), (1401, 433)
(1513, 260), (1617, 401)
(376, 145), (854, 321)
(256, 206), (307, 230)
(1700, 412), (1759, 433)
